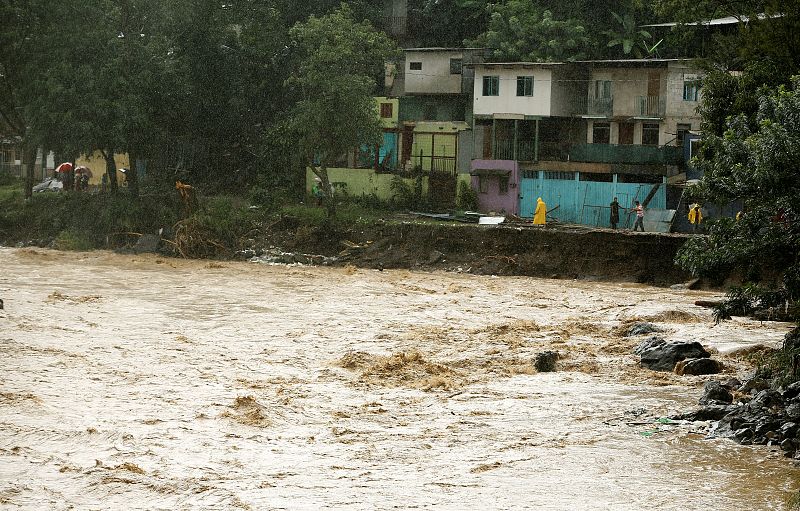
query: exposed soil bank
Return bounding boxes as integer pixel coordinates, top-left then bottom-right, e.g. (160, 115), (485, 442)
(273, 221), (692, 286)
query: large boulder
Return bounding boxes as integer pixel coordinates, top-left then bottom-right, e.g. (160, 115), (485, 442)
(534, 351), (558, 372)
(625, 322), (662, 337)
(676, 358), (723, 376)
(673, 404), (737, 422)
(634, 336), (711, 371)
(699, 381), (733, 405)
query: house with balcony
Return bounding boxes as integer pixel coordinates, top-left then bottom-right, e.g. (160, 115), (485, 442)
(386, 48), (486, 174)
(469, 59), (704, 228)
(577, 59), (701, 166)
(382, 0), (408, 38)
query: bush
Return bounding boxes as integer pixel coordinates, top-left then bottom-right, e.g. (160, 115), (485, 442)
(457, 180), (479, 211)
(390, 175), (414, 209)
(53, 229), (94, 251)
(0, 170), (16, 187)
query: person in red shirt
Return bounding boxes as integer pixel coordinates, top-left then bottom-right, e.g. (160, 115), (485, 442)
(633, 201), (645, 232)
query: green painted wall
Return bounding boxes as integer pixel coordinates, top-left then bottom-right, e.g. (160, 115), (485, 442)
(399, 96), (472, 124)
(306, 167), (429, 200)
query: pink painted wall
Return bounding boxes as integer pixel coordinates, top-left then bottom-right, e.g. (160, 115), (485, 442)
(470, 159), (519, 215)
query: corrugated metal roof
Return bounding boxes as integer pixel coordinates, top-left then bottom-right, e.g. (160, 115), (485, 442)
(642, 13), (783, 28)
(471, 58), (690, 67)
(404, 47), (486, 52)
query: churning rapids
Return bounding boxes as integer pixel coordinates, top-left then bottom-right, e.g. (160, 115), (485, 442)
(1, 247), (799, 510)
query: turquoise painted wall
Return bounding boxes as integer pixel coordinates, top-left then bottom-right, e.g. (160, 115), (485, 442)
(520, 172), (666, 228)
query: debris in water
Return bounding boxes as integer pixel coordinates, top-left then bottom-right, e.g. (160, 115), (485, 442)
(111, 462), (146, 475)
(221, 396), (271, 427)
(337, 350), (459, 390)
(46, 291), (102, 304)
(471, 461), (502, 473)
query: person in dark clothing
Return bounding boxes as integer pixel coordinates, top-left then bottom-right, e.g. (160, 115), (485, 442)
(610, 197), (620, 229)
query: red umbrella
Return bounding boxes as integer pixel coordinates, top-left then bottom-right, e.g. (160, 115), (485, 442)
(55, 162), (73, 173)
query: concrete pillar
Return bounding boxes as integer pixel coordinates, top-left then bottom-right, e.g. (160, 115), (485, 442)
(513, 119), (519, 161)
(491, 118), (497, 159)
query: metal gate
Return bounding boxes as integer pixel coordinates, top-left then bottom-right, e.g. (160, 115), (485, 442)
(519, 170), (666, 227)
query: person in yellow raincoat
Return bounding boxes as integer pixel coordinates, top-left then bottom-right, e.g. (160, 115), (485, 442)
(533, 197), (547, 225)
(688, 203), (703, 232)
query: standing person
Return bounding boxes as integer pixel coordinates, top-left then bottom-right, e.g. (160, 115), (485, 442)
(533, 197), (547, 226)
(311, 177), (325, 206)
(633, 200), (645, 232)
(688, 203), (703, 232)
(609, 197), (620, 229)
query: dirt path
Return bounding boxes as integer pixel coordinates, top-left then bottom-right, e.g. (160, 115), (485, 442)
(0, 248), (797, 510)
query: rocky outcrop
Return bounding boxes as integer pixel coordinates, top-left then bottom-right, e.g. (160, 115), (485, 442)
(633, 336), (711, 371)
(677, 375), (800, 458)
(675, 358), (723, 376)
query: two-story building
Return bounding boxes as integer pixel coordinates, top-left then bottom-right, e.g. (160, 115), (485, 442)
(469, 59), (703, 229)
(387, 47), (485, 175)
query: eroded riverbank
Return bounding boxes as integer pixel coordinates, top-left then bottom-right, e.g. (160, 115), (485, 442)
(0, 248), (797, 510)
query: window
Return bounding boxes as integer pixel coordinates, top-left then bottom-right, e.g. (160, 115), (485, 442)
(498, 175), (509, 195)
(482, 75), (499, 96)
(478, 175), (488, 193)
(683, 79), (700, 101)
(544, 171), (575, 180)
(592, 122), (610, 144)
(689, 138), (701, 160)
(449, 58), (462, 75)
(594, 80), (612, 99)
(409, 61), (422, 71)
(516, 76), (534, 97)
(676, 123), (691, 147)
(642, 122), (660, 146)
(380, 103), (393, 118)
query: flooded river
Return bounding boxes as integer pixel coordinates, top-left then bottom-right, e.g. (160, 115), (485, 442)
(1, 247), (798, 510)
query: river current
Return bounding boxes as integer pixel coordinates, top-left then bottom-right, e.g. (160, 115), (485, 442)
(0, 247), (797, 510)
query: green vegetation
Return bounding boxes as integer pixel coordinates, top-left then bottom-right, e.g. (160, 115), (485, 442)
(676, 78), (800, 324)
(457, 180), (479, 211)
(288, 5), (398, 217)
(467, 1), (592, 62)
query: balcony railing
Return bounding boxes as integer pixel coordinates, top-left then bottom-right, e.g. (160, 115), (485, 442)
(409, 154), (456, 175)
(382, 16), (407, 36)
(636, 96), (666, 117)
(494, 139), (537, 161)
(569, 143), (683, 165)
(577, 96), (613, 117)
(488, 141), (684, 165)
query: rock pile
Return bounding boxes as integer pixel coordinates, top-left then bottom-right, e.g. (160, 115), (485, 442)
(633, 336), (720, 373)
(675, 378), (800, 458)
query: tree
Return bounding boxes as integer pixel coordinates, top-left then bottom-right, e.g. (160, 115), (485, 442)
(0, 0), (50, 198)
(603, 11), (662, 58)
(286, 5), (397, 217)
(676, 77), (800, 321)
(467, 0), (592, 62)
(655, 0), (800, 74)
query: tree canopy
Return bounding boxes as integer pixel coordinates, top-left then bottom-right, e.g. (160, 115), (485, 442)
(287, 5), (397, 216)
(677, 78), (800, 320)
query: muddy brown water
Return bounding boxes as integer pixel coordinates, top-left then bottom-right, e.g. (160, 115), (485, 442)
(1, 247), (798, 510)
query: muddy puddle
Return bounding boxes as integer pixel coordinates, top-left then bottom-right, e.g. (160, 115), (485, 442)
(1, 247), (798, 510)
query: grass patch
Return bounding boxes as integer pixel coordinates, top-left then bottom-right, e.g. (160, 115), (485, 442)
(0, 178), (23, 202)
(276, 203), (386, 228)
(53, 229), (94, 251)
